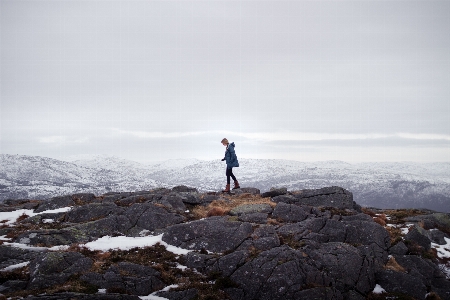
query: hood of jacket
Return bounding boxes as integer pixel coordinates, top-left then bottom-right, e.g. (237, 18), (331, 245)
(229, 142), (235, 148)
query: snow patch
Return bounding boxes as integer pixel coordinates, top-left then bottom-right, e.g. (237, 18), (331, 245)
(432, 237), (450, 259)
(0, 207), (72, 225)
(84, 234), (192, 255)
(0, 261), (30, 272)
(139, 284), (179, 300)
(373, 284), (386, 294)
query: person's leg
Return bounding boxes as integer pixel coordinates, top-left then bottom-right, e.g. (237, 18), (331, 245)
(226, 168), (231, 184)
(229, 168), (237, 182)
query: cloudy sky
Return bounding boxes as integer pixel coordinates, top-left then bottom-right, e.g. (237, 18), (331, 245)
(1, 0), (449, 163)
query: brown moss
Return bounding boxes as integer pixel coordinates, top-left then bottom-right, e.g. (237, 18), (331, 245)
(385, 256), (406, 272)
(385, 226), (403, 245)
(207, 207), (228, 217)
(362, 207), (377, 217)
(374, 217), (386, 227)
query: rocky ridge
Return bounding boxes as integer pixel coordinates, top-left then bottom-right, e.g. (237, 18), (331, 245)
(0, 186), (448, 300)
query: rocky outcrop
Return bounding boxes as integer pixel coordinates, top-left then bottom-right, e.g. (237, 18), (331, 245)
(0, 186), (448, 300)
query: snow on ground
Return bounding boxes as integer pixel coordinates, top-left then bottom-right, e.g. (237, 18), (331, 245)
(432, 237), (450, 259)
(84, 234), (192, 255)
(372, 284), (386, 294)
(0, 261), (30, 272)
(139, 284), (179, 300)
(431, 237), (450, 279)
(401, 224), (414, 235)
(0, 207), (72, 225)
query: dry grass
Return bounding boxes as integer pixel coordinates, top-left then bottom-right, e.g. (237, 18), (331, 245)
(362, 207), (377, 217)
(16, 213), (30, 223)
(385, 256), (406, 272)
(192, 194), (275, 220)
(386, 226), (403, 245)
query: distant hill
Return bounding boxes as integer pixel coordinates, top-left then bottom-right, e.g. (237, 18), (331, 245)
(1, 154), (449, 212)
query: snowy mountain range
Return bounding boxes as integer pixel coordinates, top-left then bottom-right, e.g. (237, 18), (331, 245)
(1, 154), (449, 212)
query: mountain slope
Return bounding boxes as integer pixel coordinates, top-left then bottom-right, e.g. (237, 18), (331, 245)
(1, 154), (449, 212)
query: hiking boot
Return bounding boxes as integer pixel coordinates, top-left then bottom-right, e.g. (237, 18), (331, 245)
(222, 184), (231, 193)
(232, 180), (240, 190)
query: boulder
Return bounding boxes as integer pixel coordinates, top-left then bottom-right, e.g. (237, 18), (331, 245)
(238, 188), (260, 195)
(229, 204), (272, 216)
(0, 246), (42, 269)
(389, 241), (408, 256)
(172, 185), (198, 193)
(261, 187), (288, 198)
(65, 203), (124, 223)
(375, 270), (427, 299)
(162, 216), (253, 253)
(272, 202), (310, 223)
(27, 252), (93, 290)
(277, 186), (356, 210)
(156, 288), (198, 300)
(34, 195), (74, 213)
(123, 203), (185, 232)
(238, 213), (268, 224)
(429, 229), (447, 245)
(404, 226), (431, 251)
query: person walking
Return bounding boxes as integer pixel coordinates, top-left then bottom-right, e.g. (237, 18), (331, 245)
(221, 138), (240, 192)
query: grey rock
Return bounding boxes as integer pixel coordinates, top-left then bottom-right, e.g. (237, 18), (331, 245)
(229, 242), (374, 300)
(102, 194), (126, 203)
(65, 203), (124, 223)
(389, 241), (408, 255)
(272, 202), (309, 223)
(229, 204), (272, 216)
(115, 194), (156, 206)
(172, 185), (198, 193)
(35, 195), (75, 213)
(405, 225), (431, 251)
(124, 203), (185, 232)
(394, 254), (445, 286)
(162, 216), (253, 253)
(238, 213), (268, 224)
(429, 229), (447, 245)
(0, 245), (43, 269)
(24, 293), (141, 299)
(279, 186), (356, 210)
(376, 269), (427, 299)
(71, 193), (97, 203)
(80, 262), (165, 295)
(210, 250), (249, 277)
(156, 194), (187, 213)
(261, 187), (288, 198)
(20, 212), (67, 224)
(156, 289), (198, 300)
(343, 220), (391, 251)
(292, 287), (344, 300)
(250, 225), (280, 251)
(179, 193), (203, 204)
(0, 280), (28, 293)
(71, 215), (133, 242)
(432, 278), (450, 300)
(405, 212), (450, 229)
(15, 229), (79, 246)
(239, 187), (260, 195)
(27, 252), (93, 290)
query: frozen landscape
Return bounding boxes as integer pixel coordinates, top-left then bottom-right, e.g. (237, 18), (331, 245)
(1, 154), (449, 212)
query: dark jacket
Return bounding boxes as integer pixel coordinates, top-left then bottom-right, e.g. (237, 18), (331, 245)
(223, 142), (239, 168)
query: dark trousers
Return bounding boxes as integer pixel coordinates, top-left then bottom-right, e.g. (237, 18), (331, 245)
(226, 168), (237, 184)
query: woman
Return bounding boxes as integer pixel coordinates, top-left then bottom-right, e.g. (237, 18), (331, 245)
(221, 138), (240, 192)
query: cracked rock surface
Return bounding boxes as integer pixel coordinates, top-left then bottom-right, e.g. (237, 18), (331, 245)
(0, 186), (449, 300)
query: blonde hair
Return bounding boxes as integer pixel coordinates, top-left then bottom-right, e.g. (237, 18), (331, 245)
(221, 138), (229, 144)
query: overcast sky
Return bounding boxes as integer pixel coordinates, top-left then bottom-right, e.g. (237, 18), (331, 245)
(1, 0), (449, 163)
